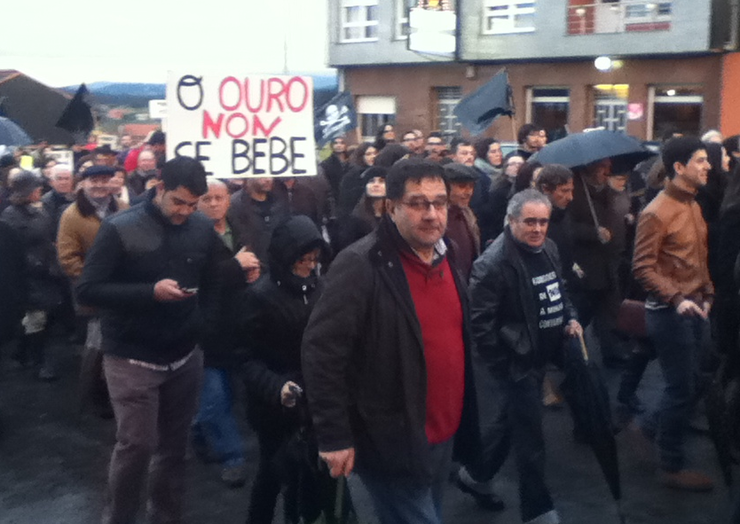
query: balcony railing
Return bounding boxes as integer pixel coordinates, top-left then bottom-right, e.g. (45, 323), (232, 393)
(567, 1), (672, 35)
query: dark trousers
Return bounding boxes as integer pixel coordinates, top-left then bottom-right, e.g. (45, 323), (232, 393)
(246, 424), (288, 524)
(357, 438), (454, 524)
(468, 371), (555, 523)
(102, 350), (203, 524)
(644, 308), (705, 472)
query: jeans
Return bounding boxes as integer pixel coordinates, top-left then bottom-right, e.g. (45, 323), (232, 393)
(356, 438), (454, 524)
(468, 371), (556, 523)
(192, 367), (245, 468)
(102, 349), (203, 524)
(644, 307), (705, 472)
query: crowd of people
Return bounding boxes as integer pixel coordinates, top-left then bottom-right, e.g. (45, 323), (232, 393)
(0, 121), (738, 524)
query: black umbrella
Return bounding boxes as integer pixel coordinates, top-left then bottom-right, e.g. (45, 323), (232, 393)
(529, 129), (652, 169)
(0, 116), (32, 147)
(705, 358), (740, 487)
(561, 334), (625, 523)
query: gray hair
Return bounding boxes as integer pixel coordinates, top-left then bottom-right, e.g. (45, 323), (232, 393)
(506, 188), (552, 219)
(50, 163), (72, 179)
(701, 129), (723, 144)
(206, 178), (228, 190)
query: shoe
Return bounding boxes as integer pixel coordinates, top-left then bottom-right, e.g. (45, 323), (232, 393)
(659, 469), (714, 492)
(37, 366), (58, 381)
(617, 393), (646, 414)
(221, 464), (247, 488)
(450, 468), (505, 511)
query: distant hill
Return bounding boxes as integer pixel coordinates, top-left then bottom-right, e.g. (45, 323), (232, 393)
(61, 74), (339, 108)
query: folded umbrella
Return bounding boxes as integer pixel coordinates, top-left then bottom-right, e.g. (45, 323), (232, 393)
(561, 334), (625, 523)
(0, 116), (32, 147)
(529, 129), (652, 169)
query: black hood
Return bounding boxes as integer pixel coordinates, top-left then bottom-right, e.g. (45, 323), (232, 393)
(268, 215), (328, 280)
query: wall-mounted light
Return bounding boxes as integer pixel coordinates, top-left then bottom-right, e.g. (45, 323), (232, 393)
(595, 56), (613, 71)
(575, 7), (586, 16)
(666, 89), (676, 96)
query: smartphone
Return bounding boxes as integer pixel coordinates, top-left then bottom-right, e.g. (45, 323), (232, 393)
(288, 384), (303, 398)
(180, 287), (199, 294)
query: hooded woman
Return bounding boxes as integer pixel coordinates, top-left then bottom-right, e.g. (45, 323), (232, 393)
(332, 166), (387, 255)
(241, 215), (330, 524)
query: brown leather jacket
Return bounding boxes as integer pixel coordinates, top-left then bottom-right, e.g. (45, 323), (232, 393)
(633, 180), (714, 307)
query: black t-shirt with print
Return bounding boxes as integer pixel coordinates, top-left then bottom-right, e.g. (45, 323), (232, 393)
(520, 248), (565, 360)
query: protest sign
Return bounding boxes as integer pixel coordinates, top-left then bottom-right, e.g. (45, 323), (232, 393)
(166, 72), (317, 178)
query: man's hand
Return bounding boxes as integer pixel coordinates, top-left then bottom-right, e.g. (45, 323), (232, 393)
(564, 319), (583, 338)
(235, 248), (261, 283)
(319, 448), (355, 478)
(153, 279), (191, 302)
(280, 381), (301, 408)
(676, 299), (708, 320)
(597, 227), (612, 244)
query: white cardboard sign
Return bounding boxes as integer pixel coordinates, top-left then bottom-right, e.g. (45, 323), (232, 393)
(166, 72), (316, 178)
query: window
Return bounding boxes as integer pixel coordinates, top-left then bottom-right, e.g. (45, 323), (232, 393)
(593, 84), (629, 133)
(340, 0), (379, 43)
(567, 1), (672, 35)
(527, 87), (569, 142)
(482, 1), (536, 35)
(357, 96), (396, 141)
(649, 85), (703, 140)
(434, 87), (462, 141)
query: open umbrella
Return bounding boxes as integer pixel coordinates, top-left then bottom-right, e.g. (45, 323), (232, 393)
(529, 129), (652, 169)
(560, 334), (624, 523)
(0, 116), (32, 147)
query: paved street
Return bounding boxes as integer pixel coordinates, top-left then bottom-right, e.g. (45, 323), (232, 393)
(0, 333), (737, 524)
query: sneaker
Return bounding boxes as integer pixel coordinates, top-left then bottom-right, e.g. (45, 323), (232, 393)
(221, 464), (247, 488)
(659, 469), (714, 492)
(450, 468), (505, 511)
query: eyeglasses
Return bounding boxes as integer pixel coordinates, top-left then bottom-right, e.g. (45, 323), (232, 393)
(401, 198), (448, 212)
(518, 217), (549, 227)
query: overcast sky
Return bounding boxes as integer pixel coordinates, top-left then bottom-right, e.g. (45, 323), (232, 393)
(2, 0), (331, 87)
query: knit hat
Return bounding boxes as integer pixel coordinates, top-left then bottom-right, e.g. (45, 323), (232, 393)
(360, 166), (388, 184)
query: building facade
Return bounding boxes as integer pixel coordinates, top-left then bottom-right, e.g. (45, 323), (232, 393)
(330, 0), (740, 142)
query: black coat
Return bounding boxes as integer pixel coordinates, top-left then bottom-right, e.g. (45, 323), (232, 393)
(569, 174), (614, 291)
(301, 217), (479, 482)
(76, 196), (227, 364)
(41, 189), (73, 233)
(200, 218), (251, 370)
(227, 189), (286, 269)
(0, 221), (27, 344)
(242, 216), (327, 431)
(1, 202), (60, 311)
(469, 227), (577, 381)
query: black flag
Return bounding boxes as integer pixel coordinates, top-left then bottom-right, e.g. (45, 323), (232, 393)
(314, 91), (357, 148)
(56, 84), (95, 144)
(453, 69), (514, 136)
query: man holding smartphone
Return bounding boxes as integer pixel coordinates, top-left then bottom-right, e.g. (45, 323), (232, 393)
(77, 156), (227, 524)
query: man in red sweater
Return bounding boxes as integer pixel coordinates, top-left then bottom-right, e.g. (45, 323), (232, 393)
(302, 158), (482, 524)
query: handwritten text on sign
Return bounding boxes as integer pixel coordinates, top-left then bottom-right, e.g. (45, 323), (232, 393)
(166, 73), (316, 177)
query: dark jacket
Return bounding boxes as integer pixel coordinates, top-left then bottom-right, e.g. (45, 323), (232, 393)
(547, 206), (579, 290)
(469, 227), (577, 381)
(200, 217), (251, 370)
(1, 202), (60, 311)
(0, 221), (27, 344)
(479, 176), (513, 245)
(337, 164), (367, 218)
(319, 153), (348, 203)
(301, 217), (479, 482)
(272, 178), (321, 226)
(569, 174), (614, 291)
(76, 195), (227, 364)
(41, 189), (73, 233)
(227, 189), (286, 269)
(242, 215), (327, 430)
